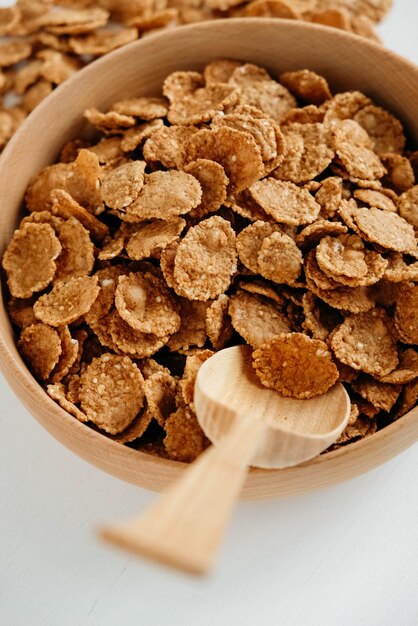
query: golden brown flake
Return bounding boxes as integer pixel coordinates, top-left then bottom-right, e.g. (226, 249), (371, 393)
(164, 406), (207, 462)
(112, 96), (168, 120)
(394, 283), (418, 344)
(354, 104), (406, 155)
(302, 292), (342, 341)
(125, 218), (186, 261)
(143, 125), (197, 169)
(54, 217), (94, 283)
(46, 382), (89, 423)
(50, 189), (109, 243)
(206, 294), (233, 350)
(249, 178), (321, 225)
(109, 310), (167, 358)
(351, 376), (401, 412)
(331, 119), (385, 180)
(203, 59), (242, 84)
(7, 296), (37, 330)
(382, 153), (415, 193)
(144, 372), (177, 427)
(229, 290), (291, 348)
(18, 323), (62, 380)
(280, 69), (332, 105)
(178, 350), (213, 407)
(398, 186), (418, 230)
(166, 79), (238, 125)
(257, 232), (303, 285)
(2, 223), (61, 298)
(236, 221), (282, 273)
(166, 299), (208, 352)
(331, 310), (398, 376)
(68, 25), (138, 56)
(34, 275), (99, 326)
(125, 170), (202, 221)
(184, 159), (228, 219)
(120, 119), (164, 153)
(84, 107), (135, 134)
(272, 122), (334, 183)
(84, 265), (127, 326)
(185, 125), (264, 194)
(296, 220), (347, 250)
(353, 206), (416, 252)
(101, 161), (146, 210)
(79, 354), (145, 435)
(115, 272), (180, 337)
(51, 325), (79, 383)
(229, 63), (296, 123)
(0, 39), (32, 67)
(354, 188), (397, 212)
(253, 333), (339, 399)
(383, 253), (418, 283)
(379, 348), (418, 384)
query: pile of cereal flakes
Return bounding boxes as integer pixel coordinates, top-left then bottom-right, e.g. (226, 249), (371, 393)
(3, 60), (418, 463)
(0, 0), (393, 153)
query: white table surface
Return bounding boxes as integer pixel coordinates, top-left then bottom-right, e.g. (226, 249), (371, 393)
(1, 2), (418, 625)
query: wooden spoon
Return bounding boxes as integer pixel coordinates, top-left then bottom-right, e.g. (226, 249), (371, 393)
(101, 345), (350, 575)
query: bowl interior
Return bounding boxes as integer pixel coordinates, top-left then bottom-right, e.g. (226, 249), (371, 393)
(1, 19), (418, 499)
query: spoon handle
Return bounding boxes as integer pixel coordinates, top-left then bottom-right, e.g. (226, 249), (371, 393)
(101, 415), (265, 576)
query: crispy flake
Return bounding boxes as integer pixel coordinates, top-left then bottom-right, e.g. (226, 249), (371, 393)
(249, 178), (321, 225)
(229, 290), (291, 348)
(34, 275), (99, 326)
(18, 323), (62, 380)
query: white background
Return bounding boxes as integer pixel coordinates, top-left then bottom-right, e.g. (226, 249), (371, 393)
(1, 2), (418, 625)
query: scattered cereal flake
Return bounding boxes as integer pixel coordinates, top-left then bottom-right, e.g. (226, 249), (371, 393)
(0, 39), (32, 67)
(282, 104), (325, 125)
(34, 275), (99, 326)
(26, 149), (102, 214)
(0, 6), (20, 35)
(323, 91), (371, 123)
(236, 220), (282, 273)
(245, 0), (301, 18)
(379, 348), (418, 384)
(398, 186), (418, 230)
(2, 223), (61, 299)
(395, 283), (418, 344)
(143, 125), (197, 169)
(68, 25), (138, 55)
(101, 160), (146, 210)
(173, 216), (237, 301)
(22, 80), (53, 113)
(144, 372), (177, 426)
(335, 416), (377, 445)
(296, 220), (347, 249)
(109, 310), (167, 358)
(164, 406), (207, 462)
(206, 294), (233, 350)
(272, 122), (334, 183)
(394, 378), (418, 419)
(20, 210), (63, 233)
(112, 96), (168, 120)
(125, 218), (186, 261)
(14, 58), (43, 94)
(331, 119), (385, 180)
(179, 350), (213, 407)
(41, 7), (109, 35)
(46, 382), (88, 423)
(86, 136), (123, 165)
(229, 190), (272, 222)
(115, 272), (180, 337)
(257, 231), (302, 285)
(316, 234), (368, 278)
(84, 108), (135, 134)
(18, 323), (62, 380)
(51, 325), (79, 382)
(50, 189), (109, 243)
(351, 376), (401, 412)
(331, 310), (398, 376)
(184, 159), (228, 218)
(203, 59), (242, 84)
(354, 188), (397, 212)
(253, 332), (338, 399)
(138, 358), (171, 380)
(228, 63), (296, 123)
(305, 250), (340, 291)
(67, 328), (88, 377)
(229, 290), (291, 348)
(280, 69), (331, 106)
(125, 170), (202, 220)
(7, 296), (37, 330)
(120, 119), (164, 152)
(382, 153), (415, 193)
(249, 178), (321, 225)
(54, 217), (94, 282)
(302, 292), (342, 341)
(160, 241), (179, 290)
(383, 252), (418, 283)
(185, 126), (264, 194)
(108, 406), (153, 444)
(354, 104), (406, 155)
(353, 207), (416, 252)
(38, 49), (82, 85)
(308, 279), (376, 313)
(84, 265), (127, 325)
(166, 299), (208, 352)
(239, 279), (286, 307)
(315, 176), (344, 219)
(167, 80), (238, 125)
(79, 354), (145, 434)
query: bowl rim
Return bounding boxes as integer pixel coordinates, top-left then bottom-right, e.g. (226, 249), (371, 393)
(1, 18), (418, 498)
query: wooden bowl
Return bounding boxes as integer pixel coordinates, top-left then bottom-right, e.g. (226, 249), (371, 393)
(1, 19), (418, 500)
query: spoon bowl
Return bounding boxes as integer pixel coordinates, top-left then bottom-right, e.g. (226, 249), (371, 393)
(195, 346), (350, 468)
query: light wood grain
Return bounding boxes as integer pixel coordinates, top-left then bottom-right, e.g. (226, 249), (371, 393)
(1, 19), (418, 500)
(102, 346), (350, 574)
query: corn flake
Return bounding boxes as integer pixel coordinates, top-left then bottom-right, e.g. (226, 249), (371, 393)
(229, 290), (291, 348)
(34, 275), (99, 326)
(18, 323), (62, 380)
(164, 406), (207, 462)
(280, 69), (331, 105)
(54, 217), (94, 283)
(253, 332), (339, 399)
(257, 231), (303, 285)
(206, 294), (233, 350)
(184, 159), (228, 218)
(249, 178), (321, 225)
(101, 160), (146, 210)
